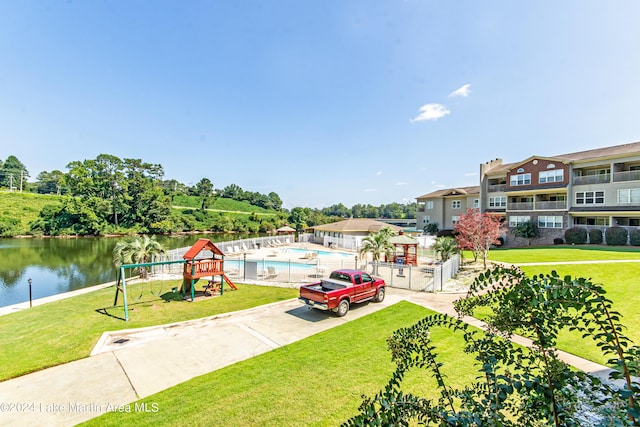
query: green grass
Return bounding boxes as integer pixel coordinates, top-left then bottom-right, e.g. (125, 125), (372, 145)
(518, 263), (640, 365)
(0, 191), (61, 234)
(487, 245), (640, 263)
(0, 283), (298, 381)
(171, 194), (278, 215)
(81, 302), (482, 427)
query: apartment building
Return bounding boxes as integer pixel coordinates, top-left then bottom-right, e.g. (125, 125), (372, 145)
(417, 142), (640, 244)
(415, 186), (480, 231)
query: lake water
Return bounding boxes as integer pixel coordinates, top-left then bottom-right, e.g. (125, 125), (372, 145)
(0, 233), (260, 308)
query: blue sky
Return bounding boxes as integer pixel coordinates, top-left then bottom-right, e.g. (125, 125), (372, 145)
(1, 1), (639, 209)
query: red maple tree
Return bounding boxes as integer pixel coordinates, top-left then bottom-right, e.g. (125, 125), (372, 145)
(454, 208), (503, 268)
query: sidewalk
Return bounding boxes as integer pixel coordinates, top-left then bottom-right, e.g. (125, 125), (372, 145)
(0, 288), (621, 427)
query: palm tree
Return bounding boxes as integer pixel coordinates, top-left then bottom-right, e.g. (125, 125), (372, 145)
(112, 235), (166, 279)
(359, 228), (395, 274)
(432, 236), (458, 262)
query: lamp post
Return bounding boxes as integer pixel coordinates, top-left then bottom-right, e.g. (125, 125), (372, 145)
(28, 278), (32, 308)
(355, 255), (358, 269)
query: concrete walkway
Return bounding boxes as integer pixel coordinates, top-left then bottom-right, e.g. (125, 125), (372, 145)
(0, 288), (622, 427)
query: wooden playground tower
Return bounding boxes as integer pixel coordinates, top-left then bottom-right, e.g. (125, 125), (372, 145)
(114, 238), (237, 321)
(182, 238), (237, 301)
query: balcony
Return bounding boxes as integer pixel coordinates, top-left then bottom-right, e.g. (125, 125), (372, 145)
(573, 174), (610, 185)
(536, 200), (567, 210)
(613, 170), (640, 183)
(487, 184), (506, 192)
(507, 201), (567, 211)
(507, 202), (533, 211)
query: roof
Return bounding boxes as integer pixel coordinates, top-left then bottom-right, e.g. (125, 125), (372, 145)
(484, 141), (640, 175)
(182, 238), (224, 260)
(416, 185), (481, 199)
(310, 218), (403, 233)
(276, 226), (296, 232)
(389, 234), (418, 245)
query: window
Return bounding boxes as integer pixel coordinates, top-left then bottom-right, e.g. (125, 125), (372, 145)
(510, 173), (531, 186)
(539, 169), (564, 183)
(422, 215), (431, 224)
(574, 217), (609, 226)
(424, 201), (434, 210)
(575, 191), (605, 205)
(538, 216), (563, 228)
(452, 216), (459, 225)
(452, 200), (461, 209)
(489, 196), (507, 208)
(473, 199), (480, 208)
(509, 216), (531, 227)
(617, 189), (640, 204)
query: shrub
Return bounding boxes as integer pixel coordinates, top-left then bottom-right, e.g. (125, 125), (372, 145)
(564, 227), (587, 245)
(605, 226), (629, 246)
(630, 228), (640, 246)
(436, 229), (456, 238)
(553, 237), (564, 245)
(588, 228), (603, 244)
(423, 223), (439, 235)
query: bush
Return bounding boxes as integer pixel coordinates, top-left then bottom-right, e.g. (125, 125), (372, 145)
(564, 227), (587, 245)
(423, 223), (439, 235)
(436, 229), (456, 238)
(630, 229), (640, 246)
(605, 226), (629, 246)
(553, 237), (564, 245)
(588, 228), (603, 244)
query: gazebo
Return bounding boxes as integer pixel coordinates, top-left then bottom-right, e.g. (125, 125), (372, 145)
(386, 231), (419, 266)
(276, 225), (296, 235)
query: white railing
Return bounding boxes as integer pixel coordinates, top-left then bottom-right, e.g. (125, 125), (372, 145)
(613, 170), (640, 182)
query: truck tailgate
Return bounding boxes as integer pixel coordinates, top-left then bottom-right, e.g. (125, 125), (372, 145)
(299, 284), (326, 303)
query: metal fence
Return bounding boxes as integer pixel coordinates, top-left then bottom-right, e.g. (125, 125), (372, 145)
(157, 236), (458, 292)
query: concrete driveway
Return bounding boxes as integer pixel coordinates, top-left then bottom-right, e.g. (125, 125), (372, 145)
(0, 289), (413, 427)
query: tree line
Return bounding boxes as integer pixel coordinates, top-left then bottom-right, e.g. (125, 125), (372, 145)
(0, 153), (417, 236)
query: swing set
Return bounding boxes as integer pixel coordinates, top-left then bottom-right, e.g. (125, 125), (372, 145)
(113, 238), (237, 321)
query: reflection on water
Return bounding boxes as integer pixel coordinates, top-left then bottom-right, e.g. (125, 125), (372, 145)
(0, 233), (259, 308)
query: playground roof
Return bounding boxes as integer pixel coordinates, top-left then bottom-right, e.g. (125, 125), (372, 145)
(182, 238), (225, 260)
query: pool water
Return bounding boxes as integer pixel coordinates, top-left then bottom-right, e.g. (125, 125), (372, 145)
(284, 247), (353, 257)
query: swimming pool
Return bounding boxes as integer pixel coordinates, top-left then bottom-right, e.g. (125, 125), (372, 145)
(283, 247), (353, 257)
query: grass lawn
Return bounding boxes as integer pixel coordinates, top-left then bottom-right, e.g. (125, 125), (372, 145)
(487, 245), (640, 263)
(81, 302), (482, 427)
(518, 263), (640, 365)
(0, 283), (298, 381)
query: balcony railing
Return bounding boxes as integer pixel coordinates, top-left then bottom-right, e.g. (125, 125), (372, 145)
(507, 201), (566, 211)
(487, 184), (506, 192)
(535, 201), (567, 210)
(573, 174), (610, 185)
(613, 170), (640, 182)
(507, 202), (533, 211)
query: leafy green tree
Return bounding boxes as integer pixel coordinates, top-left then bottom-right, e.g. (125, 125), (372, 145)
(35, 170), (66, 195)
(267, 192), (283, 210)
(359, 227), (395, 274)
(513, 220), (539, 246)
(432, 236), (458, 262)
(346, 266), (639, 426)
(423, 223), (439, 235)
(289, 207), (308, 233)
(194, 178), (215, 210)
(112, 235), (166, 279)
(322, 203), (350, 218)
(0, 155), (29, 189)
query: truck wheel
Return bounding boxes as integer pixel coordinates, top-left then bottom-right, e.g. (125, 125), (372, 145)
(336, 300), (349, 317)
(375, 287), (385, 303)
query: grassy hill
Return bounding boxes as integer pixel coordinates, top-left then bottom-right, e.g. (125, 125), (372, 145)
(171, 194), (277, 215)
(0, 191), (61, 236)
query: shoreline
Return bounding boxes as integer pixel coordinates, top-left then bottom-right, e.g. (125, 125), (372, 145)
(0, 280), (117, 317)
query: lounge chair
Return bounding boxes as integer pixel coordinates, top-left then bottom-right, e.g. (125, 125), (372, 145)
(259, 266), (278, 280)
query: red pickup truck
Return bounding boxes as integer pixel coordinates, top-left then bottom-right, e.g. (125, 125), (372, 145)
(298, 269), (386, 317)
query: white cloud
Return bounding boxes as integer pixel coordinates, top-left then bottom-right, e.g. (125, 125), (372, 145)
(376, 171), (383, 176)
(363, 188), (377, 193)
(411, 103), (450, 122)
(464, 172), (477, 177)
(449, 84), (471, 98)
(395, 181), (408, 186)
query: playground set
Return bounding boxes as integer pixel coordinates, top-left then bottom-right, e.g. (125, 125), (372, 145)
(113, 239), (237, 321)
